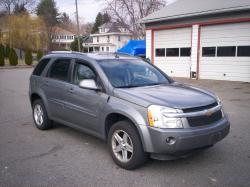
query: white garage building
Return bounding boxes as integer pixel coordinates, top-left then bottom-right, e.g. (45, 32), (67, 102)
(142, 0), (250, 82)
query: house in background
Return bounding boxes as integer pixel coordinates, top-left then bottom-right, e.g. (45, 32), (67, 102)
(51, 27), (75, 50)
(142, 0), (250, 82)
(83, 22), (132, 53)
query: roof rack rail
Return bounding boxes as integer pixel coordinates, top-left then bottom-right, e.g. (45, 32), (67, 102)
(48, 51), (85, 55)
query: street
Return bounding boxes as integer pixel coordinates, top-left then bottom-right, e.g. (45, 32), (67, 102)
(0, 68), (250, 187)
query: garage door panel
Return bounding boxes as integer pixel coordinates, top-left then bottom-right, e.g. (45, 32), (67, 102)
(200, 22), (250, 82)
(154, 27), (191, 78)
(200, 64), (250, 74)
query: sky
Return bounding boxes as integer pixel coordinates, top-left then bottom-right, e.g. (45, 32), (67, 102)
(56, 0), (176, 23)
(56, 0), (106, 23)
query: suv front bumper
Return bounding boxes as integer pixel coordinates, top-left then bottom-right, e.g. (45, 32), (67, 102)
(142, 117), (230, 157)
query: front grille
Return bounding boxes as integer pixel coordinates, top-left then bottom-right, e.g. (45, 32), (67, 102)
(183, 102), (218, 113)
(187, 110), (223, 127)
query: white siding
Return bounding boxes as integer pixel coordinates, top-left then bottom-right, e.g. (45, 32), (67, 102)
(154, 27), (191, 78)
(146, 30), (151, 59)
(200, 22), (250, 82)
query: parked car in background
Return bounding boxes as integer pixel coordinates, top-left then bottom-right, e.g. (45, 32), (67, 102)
(29, 52), (230, 170)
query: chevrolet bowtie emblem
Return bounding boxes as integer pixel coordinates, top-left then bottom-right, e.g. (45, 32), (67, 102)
(205, 109), (213, 117)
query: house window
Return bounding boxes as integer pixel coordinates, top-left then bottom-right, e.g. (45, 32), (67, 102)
(107, 36), (110, 42)
(237, 46), (250, 57)
(180, 48), (191, 57)
(106, 47), (109, 52)
(118, 36), (121, 41)
(166, 48), (179, 57)
(97, 36), (99, 43)
(155, 48), (165, 57)
(102, 47), (104, 51)
(217, 46), (236, 57)
(202, 47), (216, 57)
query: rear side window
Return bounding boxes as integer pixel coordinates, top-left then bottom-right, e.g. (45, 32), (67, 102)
(33, 58), (50, 76)
(49, 59), (71, 81)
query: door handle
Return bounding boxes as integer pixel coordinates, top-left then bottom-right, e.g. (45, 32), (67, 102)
(68, 88), (75, 94)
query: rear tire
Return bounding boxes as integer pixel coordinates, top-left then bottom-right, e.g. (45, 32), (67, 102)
(32, 99), (52, 130)
(108, 120), (147, 170)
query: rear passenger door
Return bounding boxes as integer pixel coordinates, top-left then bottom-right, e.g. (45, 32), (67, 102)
(42, 58), (72, 121)
(63, 60), (109, 132)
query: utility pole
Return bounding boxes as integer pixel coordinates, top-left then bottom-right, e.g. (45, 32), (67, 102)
(75, 0), (81, 52)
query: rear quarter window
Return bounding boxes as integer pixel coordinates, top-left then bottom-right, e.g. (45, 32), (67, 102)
(33, 58), (50, 76)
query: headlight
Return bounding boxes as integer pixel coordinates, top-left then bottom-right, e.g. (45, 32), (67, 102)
(147, 105), (183, 128)
(216, 96), (225, 117)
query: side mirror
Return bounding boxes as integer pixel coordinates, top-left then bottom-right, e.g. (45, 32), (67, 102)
(79, 79), (100, 91)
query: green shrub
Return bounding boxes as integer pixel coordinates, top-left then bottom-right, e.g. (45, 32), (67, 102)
(9, 48), (18, 66)
(25, 50), (33, 65)
(37, 51), (43, 61)
(5, 44), (10, 58)
(0, 44), (5, 66)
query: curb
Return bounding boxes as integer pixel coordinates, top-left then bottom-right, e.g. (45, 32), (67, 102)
(0, 65), (35, 69)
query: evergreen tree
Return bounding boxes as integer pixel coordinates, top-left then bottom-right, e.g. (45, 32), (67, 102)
(0, 44), (5, 66)
(37, 51), (43, 61)
(5, 44), (10, 58)
(9, 48), (18, 66)
(25, 49), (33, 65)
(91, 12), (103, 34)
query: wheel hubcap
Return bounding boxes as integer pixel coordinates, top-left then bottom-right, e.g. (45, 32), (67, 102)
(34, 104), (43, 126)
(111, 130), (133, 163)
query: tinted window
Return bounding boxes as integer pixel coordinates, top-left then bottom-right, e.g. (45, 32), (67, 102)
(73, 63), (96, 85)
(155, 48), (165, 57)
(202, 47), (216, 57)
(166, 48), (179, 56)
(180, 48), (191, 57)
(33, 58), (50, 76)
(49, 59), (70, 81)
(98, 59), (169, 88)
(237, 46), (250, 57)
(217, 46), (236, 57)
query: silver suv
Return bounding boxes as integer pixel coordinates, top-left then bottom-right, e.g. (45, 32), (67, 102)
(29, 52), (230, 170)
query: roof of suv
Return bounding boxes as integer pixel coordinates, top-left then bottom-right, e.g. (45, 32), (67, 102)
(44, 51), (137, 61)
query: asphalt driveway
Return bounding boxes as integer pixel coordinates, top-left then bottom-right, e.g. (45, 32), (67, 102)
(0, 68), (250, 187)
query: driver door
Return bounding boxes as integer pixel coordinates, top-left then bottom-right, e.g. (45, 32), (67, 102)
(63, 59), (109, 132)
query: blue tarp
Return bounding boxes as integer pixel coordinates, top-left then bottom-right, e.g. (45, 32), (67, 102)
(117, 40), (146, 56)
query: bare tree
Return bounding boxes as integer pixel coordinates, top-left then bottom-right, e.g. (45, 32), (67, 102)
(104, 0), (165, 39)
(0, 0), (34, 15)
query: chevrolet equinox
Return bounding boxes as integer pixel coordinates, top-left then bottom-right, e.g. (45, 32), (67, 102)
(29, 52), (230, 170)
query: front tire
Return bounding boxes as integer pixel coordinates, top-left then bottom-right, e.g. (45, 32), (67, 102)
(32, 99), (52, 130)
(108, 120), (147, 170)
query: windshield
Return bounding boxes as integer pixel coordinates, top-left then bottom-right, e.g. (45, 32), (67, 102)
(98, 59), (170, 88)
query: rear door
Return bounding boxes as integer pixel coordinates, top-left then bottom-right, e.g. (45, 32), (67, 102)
(42, 58), (72, 121)
(63, 59), (109, 132)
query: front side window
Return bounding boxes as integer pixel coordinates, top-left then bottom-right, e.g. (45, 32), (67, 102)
(49, 59), (70, 81)
(98, 59), (170, 88)
(73, 62), (96, 85)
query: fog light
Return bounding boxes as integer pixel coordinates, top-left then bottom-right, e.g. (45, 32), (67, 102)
(166, 137), (176, 145)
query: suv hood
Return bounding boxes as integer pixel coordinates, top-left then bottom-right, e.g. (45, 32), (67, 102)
(113, 83), (217, 109)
